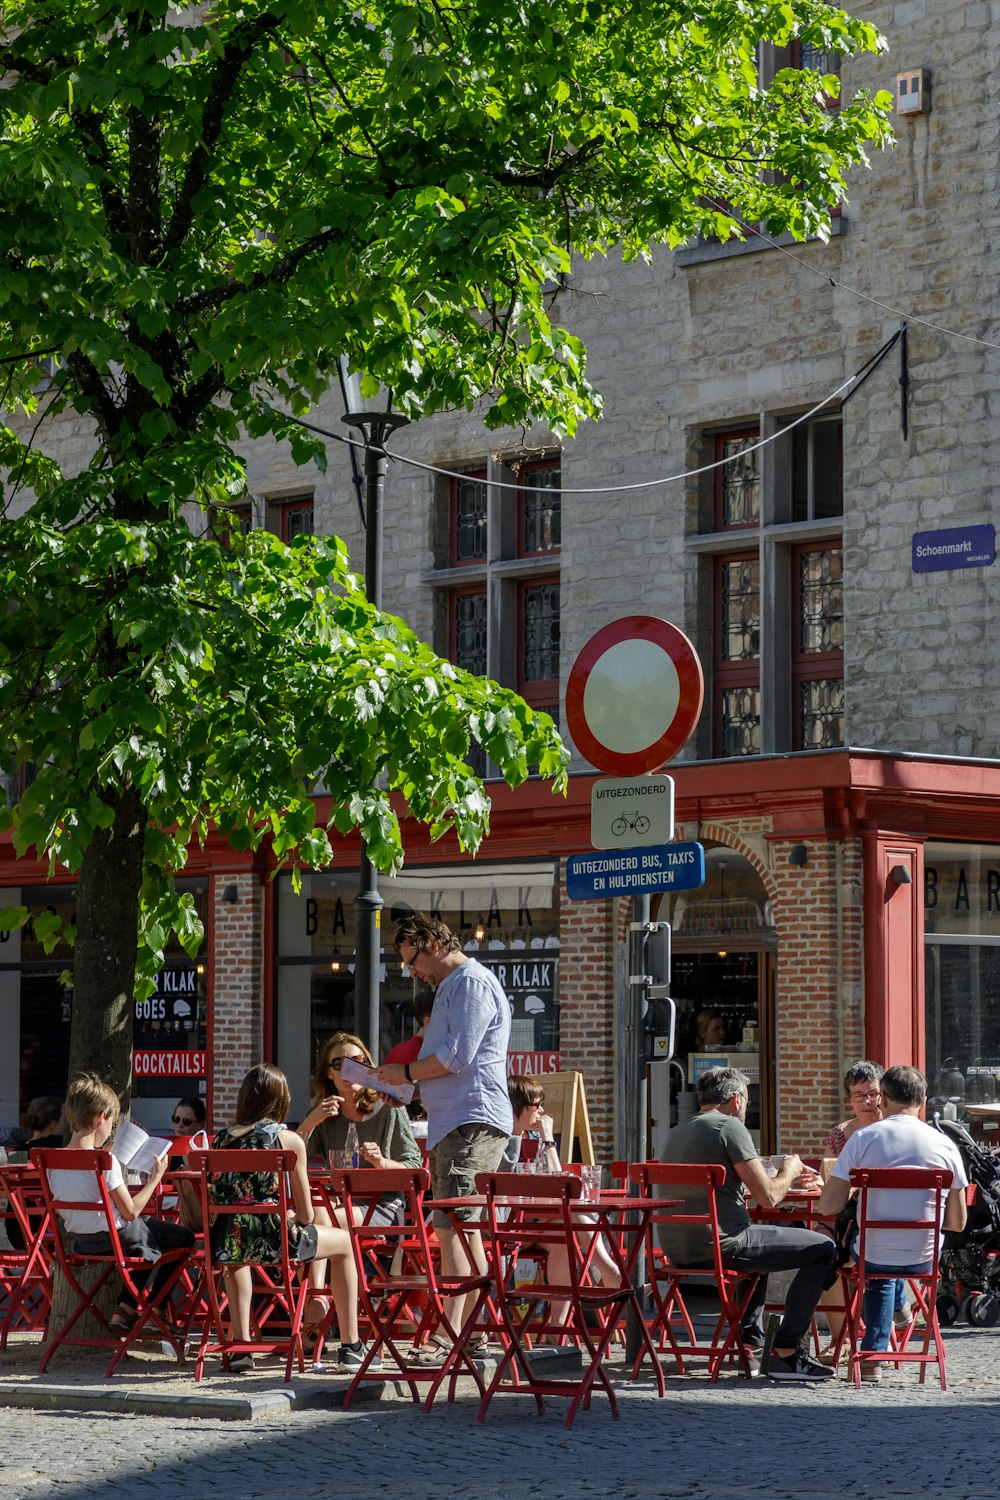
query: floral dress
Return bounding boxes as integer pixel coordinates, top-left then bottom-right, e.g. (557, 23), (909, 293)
(208, 1119), (305, 1265)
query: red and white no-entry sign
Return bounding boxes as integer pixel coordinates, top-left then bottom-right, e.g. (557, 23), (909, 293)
(565, 616), (704, 775)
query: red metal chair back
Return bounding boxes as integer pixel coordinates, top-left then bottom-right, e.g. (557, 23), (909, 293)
(843, 1165), (953, 1389)
(188, 1147), (308, 1381)
(0, 1164), (53, 1344)
(332, 1164), (489, 1409)
(35, 1148), (192, 1377)
(475, 1169), (632, 1428)
(629, 1159), (761, 1380)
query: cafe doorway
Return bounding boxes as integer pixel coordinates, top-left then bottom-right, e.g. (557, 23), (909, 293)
(655, 847), (777, 1150)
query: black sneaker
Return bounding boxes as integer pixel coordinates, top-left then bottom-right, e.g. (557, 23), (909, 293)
(766, 1349), (836, 1382)
(338, 1342), (383, 1373)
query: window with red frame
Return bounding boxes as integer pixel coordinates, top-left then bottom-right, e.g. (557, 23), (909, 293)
(714, 427), (760, 530)
(278, 495), (314, 542)
(450, 586), (487, 678)
(450, 469), (488, 566)
(714, 551), (761, 757)
(793, 544), (844, 749)
(790, 38), (841, 110)
(518, 576), (560, 713)
(518, 461), (561, 556)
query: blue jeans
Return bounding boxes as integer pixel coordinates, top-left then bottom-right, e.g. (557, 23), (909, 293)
(859, 1261), (930, 1350)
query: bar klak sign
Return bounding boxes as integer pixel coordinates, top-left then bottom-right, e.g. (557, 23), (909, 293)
(564, 616), (707, 901)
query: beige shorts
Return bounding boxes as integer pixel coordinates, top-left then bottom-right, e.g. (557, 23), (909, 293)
(430, 1123), (510, 1227)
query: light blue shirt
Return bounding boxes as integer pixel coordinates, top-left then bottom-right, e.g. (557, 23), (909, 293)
(418, 957), (513, 1149)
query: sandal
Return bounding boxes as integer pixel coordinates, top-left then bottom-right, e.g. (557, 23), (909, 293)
(109, 1305), (138, 1334)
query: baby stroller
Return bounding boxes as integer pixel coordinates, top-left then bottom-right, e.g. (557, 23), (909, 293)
(931, 1115), (1000, 1327)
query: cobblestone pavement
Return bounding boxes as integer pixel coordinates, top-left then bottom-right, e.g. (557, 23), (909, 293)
(1, 1325), (998, 1500)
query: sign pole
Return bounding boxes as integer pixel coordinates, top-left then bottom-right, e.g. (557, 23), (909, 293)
(625, 891), (650, 1362)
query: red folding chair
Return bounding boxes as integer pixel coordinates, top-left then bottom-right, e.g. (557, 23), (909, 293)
(0, 1164), (53, 1345)
(629, 1160), (762, 1380)
(333, 1166), (491, 1410)
(838, 1166), (952, 1390)
(35, 1149), (193, 1377)
(189, 1148), (310, 1381)
(475, 1170), (633, 1428)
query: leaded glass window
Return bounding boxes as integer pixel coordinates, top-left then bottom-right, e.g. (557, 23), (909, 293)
(718, 434), (760, 527)
(721, 687), (761, 757)
(800, 679), (845, 749)
(521, 465), (561, 554)
(453, 590), (487, 677)
(453, 473), (487, 563)
(799, 548), (844, 654)
(522, 582), (560, 684)
(721, 559), (760, 661)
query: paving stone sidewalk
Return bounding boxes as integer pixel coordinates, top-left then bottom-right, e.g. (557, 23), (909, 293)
(0, 1324), (998, 1500)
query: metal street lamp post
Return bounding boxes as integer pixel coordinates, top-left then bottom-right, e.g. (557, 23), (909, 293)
(337, 358), (410, 1056)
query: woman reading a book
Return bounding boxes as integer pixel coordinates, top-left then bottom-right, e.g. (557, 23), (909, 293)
(209, 1063), (375, 1370)
(45, 1073), (196, 1333)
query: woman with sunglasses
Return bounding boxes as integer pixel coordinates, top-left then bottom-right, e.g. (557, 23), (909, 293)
(298, 1032), (422, 1229)
(171, 1096), (207, 1135)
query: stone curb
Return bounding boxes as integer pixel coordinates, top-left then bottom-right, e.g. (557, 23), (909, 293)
(0, 1346), (582, 1421)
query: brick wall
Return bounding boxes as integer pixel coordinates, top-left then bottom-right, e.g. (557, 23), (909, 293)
(210, 874), (265, 1125)
(557, 865), (619, 1161)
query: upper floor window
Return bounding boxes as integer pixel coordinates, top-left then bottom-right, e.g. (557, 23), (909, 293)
(450, 586), (488, 678)
(277, 495), (314, 543)
(793, 544), (844, 749)
(786, 413), (842, 521)
(451, 469), (488, 566)
(714, 552), (761, 757)
(518, 577), (560, 711)
(715, 427), (760, 529)
(519, 461), (561, 556)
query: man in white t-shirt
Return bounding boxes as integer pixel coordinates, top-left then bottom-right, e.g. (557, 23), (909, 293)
(817, 1065), (966, 1378)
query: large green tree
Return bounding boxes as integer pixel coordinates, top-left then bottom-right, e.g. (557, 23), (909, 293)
(0, 0), (892, 1097)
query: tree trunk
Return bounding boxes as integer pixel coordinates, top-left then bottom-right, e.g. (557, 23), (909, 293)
(67, 784), (147, 1106)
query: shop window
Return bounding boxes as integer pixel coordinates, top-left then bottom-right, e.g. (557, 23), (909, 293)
(924, 843), (1000, 1131)
(714, 552), (760, 756)
(274, 864), (561, 1121)
(793, 544), (844, 749)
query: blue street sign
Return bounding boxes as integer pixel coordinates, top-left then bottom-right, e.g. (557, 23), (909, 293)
(566, 842), (706, 902)
(912, 524), (994, 573)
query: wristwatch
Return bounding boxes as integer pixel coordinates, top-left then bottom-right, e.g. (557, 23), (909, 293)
(403, 1063), (413, 1084)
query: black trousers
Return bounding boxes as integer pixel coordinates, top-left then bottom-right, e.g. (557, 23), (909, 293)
(722, 1225), (837, 1347)
(73, 1217), (195, 1309)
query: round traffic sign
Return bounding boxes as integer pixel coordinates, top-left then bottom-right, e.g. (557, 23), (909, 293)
(565, 616), (704, 775)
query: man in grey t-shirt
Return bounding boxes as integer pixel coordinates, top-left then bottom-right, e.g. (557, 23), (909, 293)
(661, 1067), (836, 1382)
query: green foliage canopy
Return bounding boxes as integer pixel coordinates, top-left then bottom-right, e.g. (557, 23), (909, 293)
(0, 1), (893, 1005)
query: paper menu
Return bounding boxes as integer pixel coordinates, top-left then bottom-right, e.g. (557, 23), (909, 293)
(110, 1120), (172, 1174)
(338, 1055), (414, 1105)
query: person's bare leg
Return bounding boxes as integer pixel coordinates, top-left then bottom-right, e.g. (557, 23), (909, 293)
(436, 1222), (488, 1336)
(315, 1224), (358, 1345)
(223, 1265), (253, 1342)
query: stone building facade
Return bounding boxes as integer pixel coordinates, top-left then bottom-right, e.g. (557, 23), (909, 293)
(4, 1), (1000, 1160)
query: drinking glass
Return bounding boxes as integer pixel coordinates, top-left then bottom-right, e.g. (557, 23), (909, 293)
(328, 1149), (352, 1172)
(581, 1165), (603, 1202)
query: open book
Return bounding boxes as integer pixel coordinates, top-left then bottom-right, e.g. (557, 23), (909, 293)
(339, 1055), (414, 1106)
(110, 1121), (173, 1175)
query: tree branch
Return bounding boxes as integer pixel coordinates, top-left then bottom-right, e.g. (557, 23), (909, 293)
(160, 12), (283, 259)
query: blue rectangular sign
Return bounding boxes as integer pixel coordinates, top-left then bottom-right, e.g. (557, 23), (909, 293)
(912, 524), (995, 573)
(566, 842), (706, 902)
